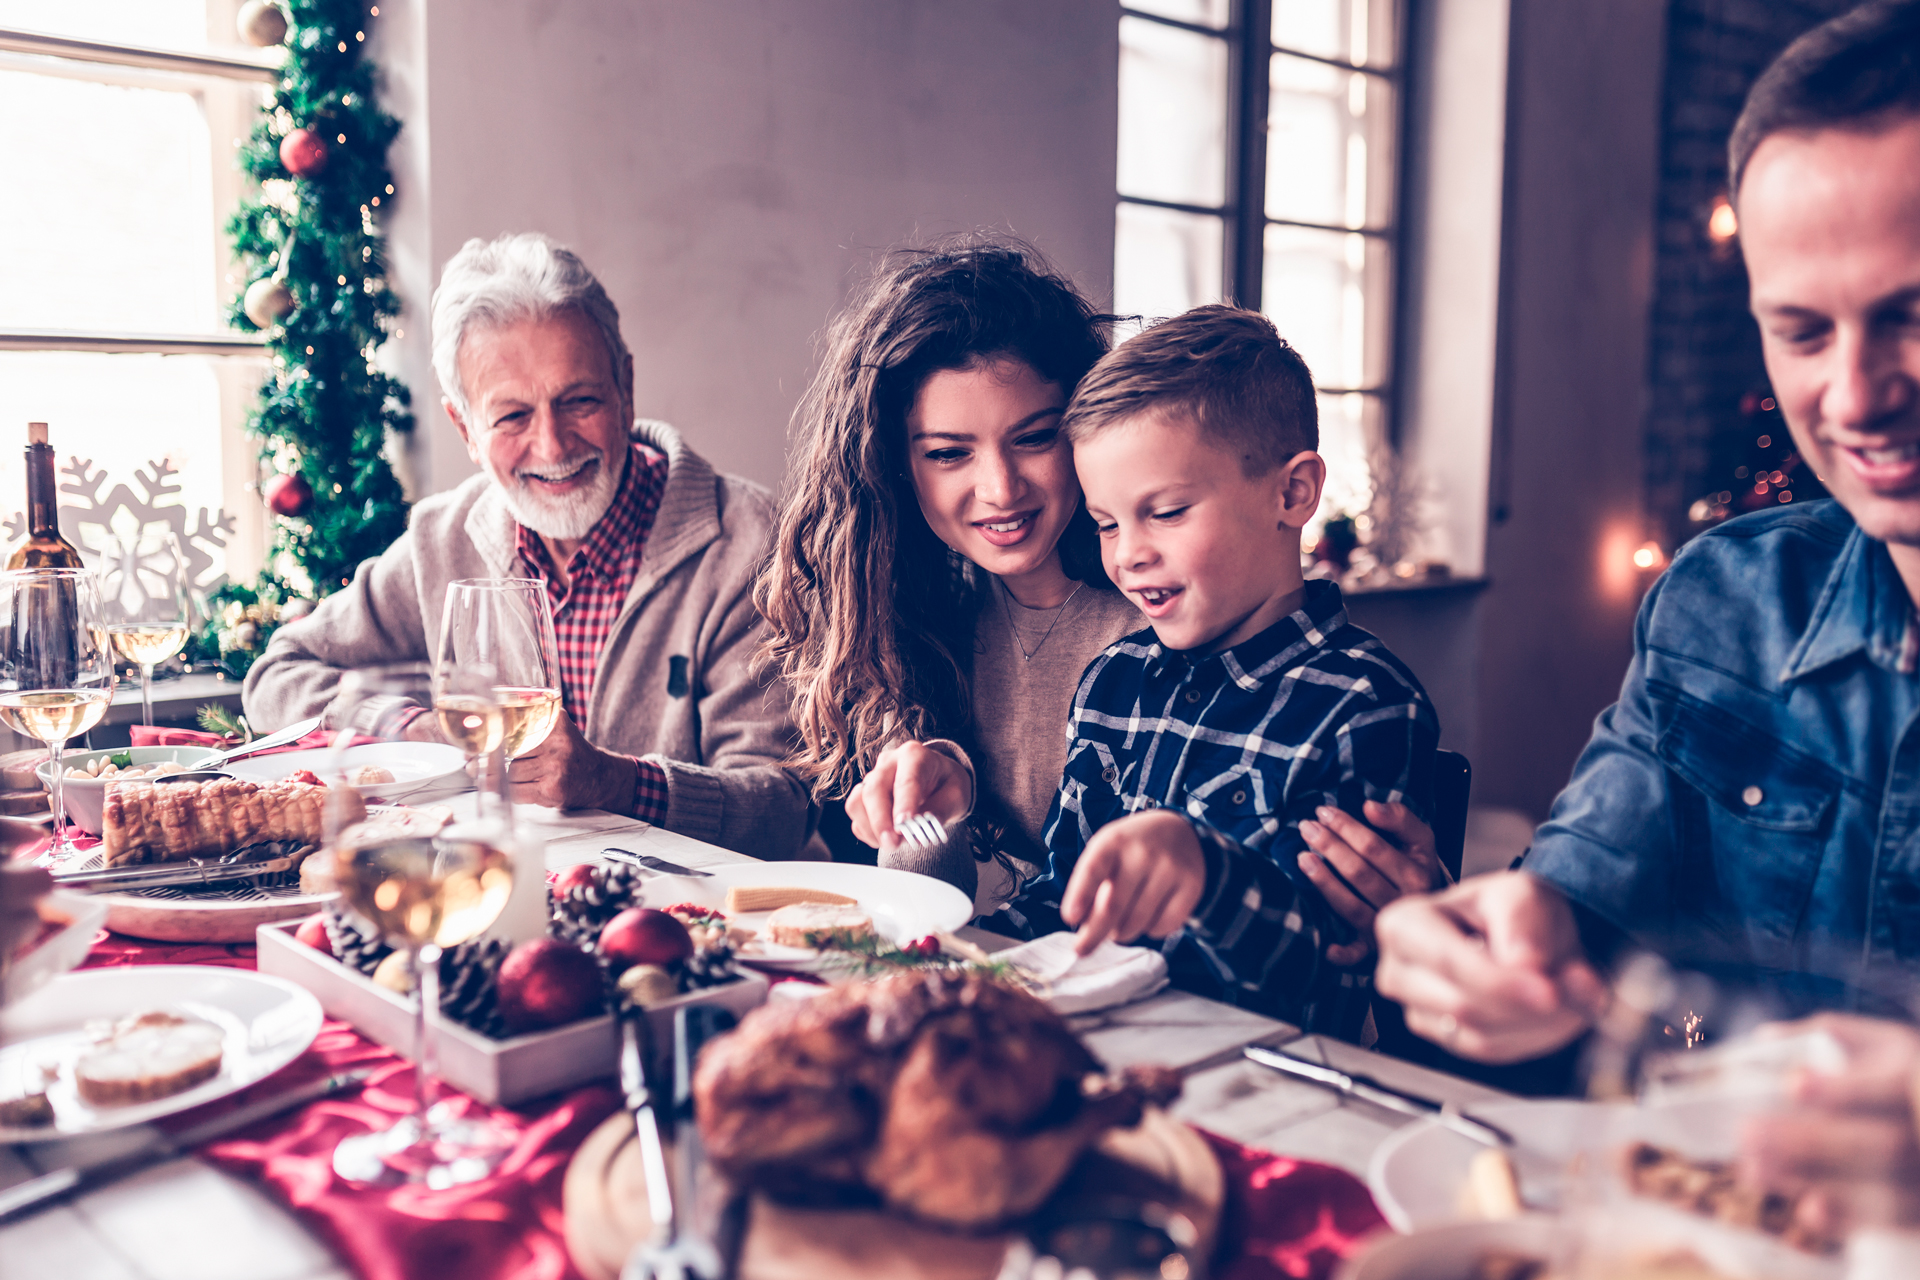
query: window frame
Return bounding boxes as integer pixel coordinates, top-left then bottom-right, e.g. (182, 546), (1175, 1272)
(1117, 0), (1411, 436)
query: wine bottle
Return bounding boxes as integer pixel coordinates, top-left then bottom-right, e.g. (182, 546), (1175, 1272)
(7, 423), (84, 570)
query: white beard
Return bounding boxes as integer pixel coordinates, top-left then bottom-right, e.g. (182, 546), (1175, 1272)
(495, 447), (625, 542)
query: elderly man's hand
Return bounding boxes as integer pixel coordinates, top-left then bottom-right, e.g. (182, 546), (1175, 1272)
(505, 711), (637, 814)
(1739, 1014), (1920, 1236)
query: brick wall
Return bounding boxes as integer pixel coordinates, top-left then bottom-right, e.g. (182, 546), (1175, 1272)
(1643, 0), (1851, 545)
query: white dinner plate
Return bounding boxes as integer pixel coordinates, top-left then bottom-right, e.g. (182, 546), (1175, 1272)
(226, 742), (469, 801)
(635, 861), (973, 972)
(0, 965), (323, 1142)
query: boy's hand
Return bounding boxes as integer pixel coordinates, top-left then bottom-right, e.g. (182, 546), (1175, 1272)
(1298, 800), (1445, 966)
(1060, 809), (1206, 956)
(845, 740), (973, 850)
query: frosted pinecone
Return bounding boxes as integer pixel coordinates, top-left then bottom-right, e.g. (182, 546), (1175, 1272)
(549, 861), (646, 950)
(324, 905), (392, 976)
(437, 938), (510, 1038)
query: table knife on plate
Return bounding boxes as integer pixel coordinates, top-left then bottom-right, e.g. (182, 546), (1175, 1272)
(1242, 1045), (1513, 1147)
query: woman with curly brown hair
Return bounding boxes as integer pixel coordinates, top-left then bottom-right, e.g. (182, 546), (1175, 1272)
(758, 239), (1434, 934)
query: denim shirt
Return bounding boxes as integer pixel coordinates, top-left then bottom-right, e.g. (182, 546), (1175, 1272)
(1527, 500), (1920, 1008)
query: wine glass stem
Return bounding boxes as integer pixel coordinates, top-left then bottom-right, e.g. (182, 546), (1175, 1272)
(413, 942), (443, 1132)
(45, 736), (66, 856)
(140, 662), (155, 727)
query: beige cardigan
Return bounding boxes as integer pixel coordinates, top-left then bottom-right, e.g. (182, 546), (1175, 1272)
(243, 420), (811, 858)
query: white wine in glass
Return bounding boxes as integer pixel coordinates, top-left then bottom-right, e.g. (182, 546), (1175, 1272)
(0, 568), (115, 864)
(100, 528), (191, 727)
(437, 579), (564, 780)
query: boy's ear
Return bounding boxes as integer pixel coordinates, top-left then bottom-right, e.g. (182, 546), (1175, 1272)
(1274, 450), (1326, 530)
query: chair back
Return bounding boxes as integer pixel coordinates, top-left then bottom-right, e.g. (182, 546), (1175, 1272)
(1433, 749), (1471, 883)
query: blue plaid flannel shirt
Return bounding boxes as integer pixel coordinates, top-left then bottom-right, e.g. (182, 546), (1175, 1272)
(994, 579), (1439, 1036)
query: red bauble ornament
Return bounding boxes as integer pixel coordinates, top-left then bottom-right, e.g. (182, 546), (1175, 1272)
(280, 128), (330, 178)
(554, 864), (597, 895)
(497, 938), (602, 1034)
(598, 908), (693, 975)
(263, 471), (313, 518)
(295, 914), (334, 956)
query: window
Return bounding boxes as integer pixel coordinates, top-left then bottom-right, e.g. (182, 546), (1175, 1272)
(0, 0), (273, 589)
(1115, 0), (1402, 522)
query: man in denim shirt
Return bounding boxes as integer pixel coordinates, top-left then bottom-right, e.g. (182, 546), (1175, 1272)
(1376, 2), (1920, 1063)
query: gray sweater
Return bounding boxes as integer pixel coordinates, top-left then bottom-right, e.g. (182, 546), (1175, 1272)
(243, 420), (812, 858)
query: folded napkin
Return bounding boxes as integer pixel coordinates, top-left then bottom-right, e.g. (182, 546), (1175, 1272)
(999, 932), (1169, 1014)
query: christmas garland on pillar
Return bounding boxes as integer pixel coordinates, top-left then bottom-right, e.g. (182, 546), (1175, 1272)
(212, 0), (413, 673)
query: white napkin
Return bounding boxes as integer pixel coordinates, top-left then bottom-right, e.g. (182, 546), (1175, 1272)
(999, 933), (1169, 1014)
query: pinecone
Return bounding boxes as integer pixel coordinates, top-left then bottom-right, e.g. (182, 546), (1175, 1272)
(678, 942), (740, 992)
(324, 905), (393, 976)
(438, 938), (510, 1038)
(549, 862), (647, 949)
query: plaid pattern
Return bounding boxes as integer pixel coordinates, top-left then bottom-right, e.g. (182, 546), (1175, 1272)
(515, 442), (671, 821)
(1001, 579), (1438, 1036)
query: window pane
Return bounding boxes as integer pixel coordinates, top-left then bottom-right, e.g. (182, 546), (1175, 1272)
(1124, 0), (1229, 29)
(1261, 225), (1391, 390)
(1118, 15), (1228, 208)
(1114, 202), (1224, 325)
(0, 352), (242, 587)
(1267, 53), (1395, 229)
(1311, 392), (1383, 540)
(0, 0), (233, 52)
(0, 70), (219, 333)
(1272, 0), (1396, 69)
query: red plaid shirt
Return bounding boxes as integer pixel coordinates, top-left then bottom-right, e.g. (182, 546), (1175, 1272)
(515, 443), (672, 823)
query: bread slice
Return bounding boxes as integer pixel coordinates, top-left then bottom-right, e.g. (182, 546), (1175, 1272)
(766, 902), (874, 949)
(75, 1011), (225, 1106)
(724, 885), (857, 914)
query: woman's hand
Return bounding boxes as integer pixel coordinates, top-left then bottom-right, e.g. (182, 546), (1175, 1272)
(1296, 800), (1445, 966)
(844, 740), (973, 849)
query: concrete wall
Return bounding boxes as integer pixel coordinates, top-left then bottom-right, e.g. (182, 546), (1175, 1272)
(374, 0), (1121, 499)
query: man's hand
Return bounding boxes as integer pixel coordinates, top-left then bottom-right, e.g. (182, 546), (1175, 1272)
(844, 740), (973, 850)
(1374, 870), (1608, 1062)
(1740, 1014), (1920, 1235)
(1060, 809), (1206, 956)
(1298, 800), (1445, 966)
(506, 711), (638, 813)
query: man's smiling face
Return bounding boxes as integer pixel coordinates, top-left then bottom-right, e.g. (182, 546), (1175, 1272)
(1740, 114), (1920, 553)
(448, 307), (633, 541)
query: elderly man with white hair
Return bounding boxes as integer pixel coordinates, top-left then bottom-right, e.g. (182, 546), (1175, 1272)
(245, 232), (810, 857)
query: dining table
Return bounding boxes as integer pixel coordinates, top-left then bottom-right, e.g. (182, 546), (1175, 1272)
(0, 799), (1510, 1280)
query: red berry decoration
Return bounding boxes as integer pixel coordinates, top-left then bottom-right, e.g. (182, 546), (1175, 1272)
(263, 471), (312, 518)
(598, 907), (693, 975)
(496, 938), (602, 1035)
(295, 914), (334, 956)
(280, 127), (329, 178)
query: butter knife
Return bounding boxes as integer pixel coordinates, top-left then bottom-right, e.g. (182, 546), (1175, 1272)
(1242, 1045), (1514, 1147)
(602, 848), (710, 878)
(0, 1067), (373, 1221)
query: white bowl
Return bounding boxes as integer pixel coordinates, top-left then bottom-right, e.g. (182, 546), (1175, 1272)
(37, 745), (221, 836)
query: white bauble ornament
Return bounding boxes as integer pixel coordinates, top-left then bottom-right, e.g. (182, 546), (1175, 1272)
(243, 277), (294, 328)
(237, 0), (288, 47)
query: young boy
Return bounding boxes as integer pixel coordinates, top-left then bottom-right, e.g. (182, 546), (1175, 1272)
(1000, 305), (1439, 1035)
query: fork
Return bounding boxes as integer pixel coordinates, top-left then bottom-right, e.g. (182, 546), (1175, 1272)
(617, 1017), (721, 1280)
(894, 812), (949, 852)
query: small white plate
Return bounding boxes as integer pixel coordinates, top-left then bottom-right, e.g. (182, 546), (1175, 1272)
(636, 862), (973, 972)
(0, 965), (322, 1142)
(226, 742), (469, 801)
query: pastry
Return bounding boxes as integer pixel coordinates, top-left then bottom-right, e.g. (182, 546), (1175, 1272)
(101, 777), (362, 866)
(351, 764), (397, 786)
(74, 1011), (225, 1106)
(765, 902), (874, 949)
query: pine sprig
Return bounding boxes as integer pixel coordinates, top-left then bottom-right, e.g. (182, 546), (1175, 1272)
(195, 704), (253, 741)
(810, 934), (1028, 986)
(226, 0), (413, 597)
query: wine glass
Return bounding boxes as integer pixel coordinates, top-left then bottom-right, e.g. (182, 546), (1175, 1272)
(437, 579), (563, 792)
(323, 663), (517, 1188)
(99, 528), (190, 727)
(0, 568), (115, 865)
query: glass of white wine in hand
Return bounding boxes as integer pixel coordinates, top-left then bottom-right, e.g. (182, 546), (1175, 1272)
(101, 528), (191, 727)
(438, 579), (562, 803)
(324, 665), (517, 1187)
(0, 568), (115, 864)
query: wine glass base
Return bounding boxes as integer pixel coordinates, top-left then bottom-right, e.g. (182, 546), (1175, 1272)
(331, 1104), (513, 1189)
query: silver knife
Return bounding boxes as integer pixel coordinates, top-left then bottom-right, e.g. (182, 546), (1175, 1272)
(1243, 1045), (1514, 1147)
(0, 1067), (373, 1221)
(55, 852), (307, 894)
(602, 848), (711, 878)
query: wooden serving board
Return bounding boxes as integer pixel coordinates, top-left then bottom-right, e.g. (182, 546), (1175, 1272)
(563, 1106), (1223, 1280)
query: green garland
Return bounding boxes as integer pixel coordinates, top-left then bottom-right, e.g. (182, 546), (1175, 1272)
(226, 0), (412, 597)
